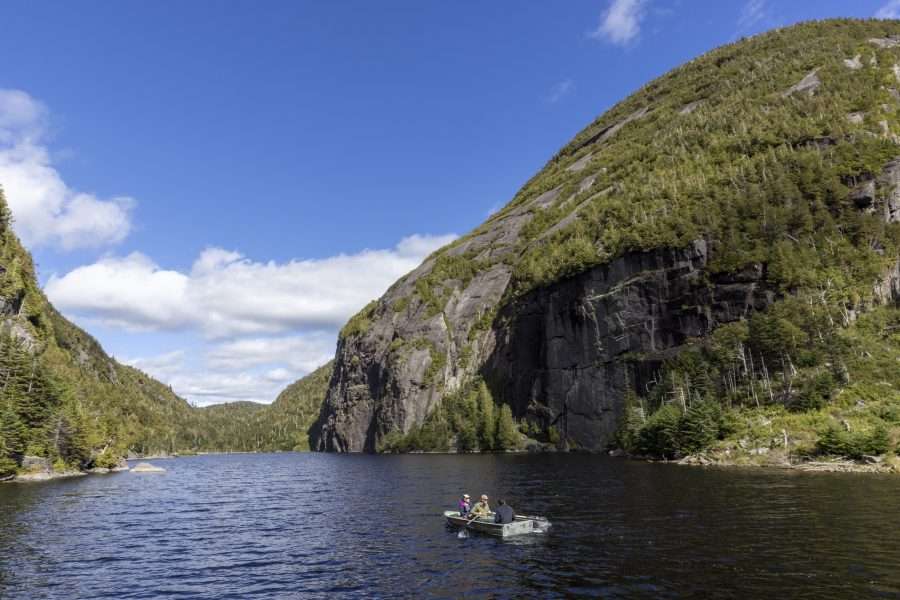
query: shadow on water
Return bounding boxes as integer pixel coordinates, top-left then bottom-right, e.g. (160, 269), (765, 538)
(0, 453), (898, 598)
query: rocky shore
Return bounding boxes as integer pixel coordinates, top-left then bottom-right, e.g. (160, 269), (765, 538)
(657, 449), (899, 474)
(2, 455), (130, 483)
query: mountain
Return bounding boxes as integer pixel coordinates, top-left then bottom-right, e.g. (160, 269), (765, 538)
(0, 190), (201, 476)
(195, 361), (332, 452)
(311, 19), (900, 463)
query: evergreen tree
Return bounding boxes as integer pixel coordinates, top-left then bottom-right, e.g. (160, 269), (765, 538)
(495, 405), (518, 450)
(476, 381), (495, 450)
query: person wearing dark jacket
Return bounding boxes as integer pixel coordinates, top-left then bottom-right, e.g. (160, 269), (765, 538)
(494, 499), (514, 524)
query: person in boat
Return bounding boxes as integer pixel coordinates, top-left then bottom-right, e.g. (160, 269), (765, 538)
(469, 494), (491, 519)
(494, 499), (515, 524)
(458, 493), (471, 516)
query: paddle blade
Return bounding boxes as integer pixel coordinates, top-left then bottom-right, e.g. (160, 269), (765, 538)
(457, 528), (469, 539)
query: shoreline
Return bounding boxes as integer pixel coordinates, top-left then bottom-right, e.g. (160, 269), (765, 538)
(645, 449), (899, 475)
(3, 460), (131, 484)
(4, 449), (895, 481)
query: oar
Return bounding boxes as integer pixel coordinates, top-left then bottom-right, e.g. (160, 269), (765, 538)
(457, 512), (480, 538)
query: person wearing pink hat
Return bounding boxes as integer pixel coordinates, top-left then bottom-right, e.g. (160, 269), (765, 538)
(458, 493), (471, 516)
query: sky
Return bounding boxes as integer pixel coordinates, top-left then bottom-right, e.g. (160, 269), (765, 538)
(0, 0), (897, 405)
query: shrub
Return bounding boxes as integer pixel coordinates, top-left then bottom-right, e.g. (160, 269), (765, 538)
(792, 371), (837, 411)
(816, 422), (891, 459)
(547, 425), (561, 445)
(496, 405), (519, 450)
(93, 450), (121, 469)
(678, 400), (723, 454)
(637, 404), (682, 459)
(0, 457), (17, 477)
(340, 300), (377, 339)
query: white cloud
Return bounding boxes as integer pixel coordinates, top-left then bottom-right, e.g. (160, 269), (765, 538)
(546, 79), (575, 104)
(0, 89), (133, 250)
(127, 349), (187, 379)
(876, 0), (900, 19)
(168, 369), (279, 406)
(46, 233), (457, 338)
(737, 0), (767, 32)
(44, 252), (191, 331)
(207, 334), (334, 372)
(590, 0), (647, 46)
(265, 368), (293, 383)
(124, 335), (335, 406)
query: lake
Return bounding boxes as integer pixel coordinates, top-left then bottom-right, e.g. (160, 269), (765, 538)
(0, 453), (898, 599)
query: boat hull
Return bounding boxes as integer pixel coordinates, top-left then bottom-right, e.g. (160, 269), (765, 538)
(443, 511), (549, 537)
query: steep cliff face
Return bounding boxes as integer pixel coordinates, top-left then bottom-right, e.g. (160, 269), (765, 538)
(312, 20), (900, 453)
(482, 241), (777, 450)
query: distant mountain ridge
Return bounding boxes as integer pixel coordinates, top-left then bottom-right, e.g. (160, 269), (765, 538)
(196, 361), (332, 452)
(311, 19), (900, 463)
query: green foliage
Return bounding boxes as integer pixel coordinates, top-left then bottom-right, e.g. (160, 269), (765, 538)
(816, 422), (891, 459)
(616, 390), (646, 451)
(93, 449), (121, 469)
(340, 300), (378, 339)
(379, 378), (521, 453)
(677, 400), (724, 454)
(547, 425), (561, 445)
(636, 404), (682, 459)
(794, 371), (837, 411)
(0, 188), (338, 470)
(0, 456), (17, 477)
(413, 252), (489, 317)
(496, 404), (519, 450)
(192, 361), (333, 453)
(476, 382), (495, 450)
(392, 296), (410, 313)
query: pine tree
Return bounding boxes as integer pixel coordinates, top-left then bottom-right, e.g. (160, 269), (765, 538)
(476, 381), (495, 451)
(495, 405), (519, 451)
(0, 402), (27, 460)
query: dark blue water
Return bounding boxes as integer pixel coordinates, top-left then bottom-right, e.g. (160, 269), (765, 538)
(0, 453), (898, 599)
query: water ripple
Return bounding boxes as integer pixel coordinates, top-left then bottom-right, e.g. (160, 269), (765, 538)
(0, 454), (898, 598)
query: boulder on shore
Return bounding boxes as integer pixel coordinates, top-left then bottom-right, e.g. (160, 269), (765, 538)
(130, 462), (166, 473)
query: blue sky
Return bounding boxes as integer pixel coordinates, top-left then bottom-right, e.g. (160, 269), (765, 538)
(0, 0), (896, 404)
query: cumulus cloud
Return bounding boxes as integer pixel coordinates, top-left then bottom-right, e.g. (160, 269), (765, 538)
(207, 334), (335, 372)
(46, 233), (456, 338)
(0, 89), (133, 250)
(590, 0), (647, 46)
(124, 334), (336, 406)
(161, 367), (283, 406)
(127, 350), (187, 379)
(45, 252), (191, 331)
(876, 0), (900, 19)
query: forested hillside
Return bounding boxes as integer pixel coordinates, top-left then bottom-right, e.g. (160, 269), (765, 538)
(195, 362), (332, 452)
(0, 186), (332, 477)
(0, 189), (201, 476)
(313, 19), (900, 466)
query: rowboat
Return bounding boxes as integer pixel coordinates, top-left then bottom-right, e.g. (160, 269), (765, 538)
(444, 510), (551, 538)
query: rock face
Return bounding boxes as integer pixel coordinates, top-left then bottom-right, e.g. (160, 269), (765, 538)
(310, 20), (900, 453)
(481, 241), (774, 450)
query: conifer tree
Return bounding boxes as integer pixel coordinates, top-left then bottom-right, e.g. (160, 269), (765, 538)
(495, 405), (518, 451)
(476, 381), (495, 451)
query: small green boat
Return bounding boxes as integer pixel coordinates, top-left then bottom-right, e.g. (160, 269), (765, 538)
(444, 510), (551, 538)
